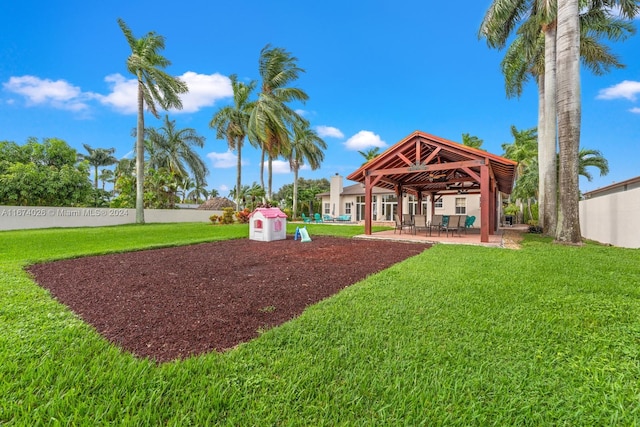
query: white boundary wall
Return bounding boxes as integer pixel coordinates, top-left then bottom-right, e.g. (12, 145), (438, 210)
(0, 206), (220, 231)
(579, 187), (640, 249)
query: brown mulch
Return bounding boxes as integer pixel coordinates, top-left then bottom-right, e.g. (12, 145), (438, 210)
(27, 236), (430, 363)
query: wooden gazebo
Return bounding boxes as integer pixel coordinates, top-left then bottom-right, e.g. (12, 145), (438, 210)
(346, 131), (517, 243)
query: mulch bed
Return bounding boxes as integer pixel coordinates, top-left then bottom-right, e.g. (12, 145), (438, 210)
(27, 236), (430, 363)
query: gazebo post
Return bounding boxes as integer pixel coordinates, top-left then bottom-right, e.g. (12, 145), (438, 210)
(480, 164), (490, 242)
(364, 174), (372, 235)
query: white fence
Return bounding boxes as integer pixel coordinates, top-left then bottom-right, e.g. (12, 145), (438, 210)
(0, 206), (220, 231)
(579, 186), (640, 249)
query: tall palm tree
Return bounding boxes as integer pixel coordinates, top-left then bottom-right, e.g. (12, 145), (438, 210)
(145, 115), (208, 187)
(248, 44), (309, 200)
(358, 147), (381, 165)
(78, 144), (118, 189)
(118, 18), (188, 223)
(480, 0), (636, 239)
(502, 125), (539, 220)
(287, 123), (327, 218)
(210, 74), (256, 208)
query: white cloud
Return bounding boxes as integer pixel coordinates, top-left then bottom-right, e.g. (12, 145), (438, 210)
(218, 184), (229, 193)
(344, 130), (386, 151)
(630, 107), (640, 114)
(596, 80), (640, 101)
(207, 150), (239, 168)
(3, 75), (94, 111)
(316, 125), (344, 139)
(98, 74), (138, 114)
(98, 71), (232, 115)
(268, 159), (291, 174)
(176, 72), (232, 113)
(295, 109), (308, 117)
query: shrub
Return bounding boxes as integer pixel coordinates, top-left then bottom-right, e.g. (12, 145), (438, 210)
(220, 207), (235, 224)
(235, 208), (251, 224)
(209, 214), (219, 224)
(528, 225), (543, 234)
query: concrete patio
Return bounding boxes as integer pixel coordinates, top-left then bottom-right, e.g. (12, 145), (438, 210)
(354, 224), (529, 248)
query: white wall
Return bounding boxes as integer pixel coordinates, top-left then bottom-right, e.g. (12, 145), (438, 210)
(0, 206), (220, 231)
(579, 187), (640, 248)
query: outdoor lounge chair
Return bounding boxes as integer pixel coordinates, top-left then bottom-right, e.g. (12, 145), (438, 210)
(442, 215), (462, 237)
(314, 213), (323, 223)
(429, 214), (443, 236)
(413, 214), (428, 236)
(323, 214), (334, 222)
(464, 215), (476, 232)
(301, 213), (312, 223)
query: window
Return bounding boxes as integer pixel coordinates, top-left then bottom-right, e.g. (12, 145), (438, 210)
(455, 197), (466, 214)
(324, 203), (330, 214)
(345, 202), (352, 214)
(434, 198), (443, 209)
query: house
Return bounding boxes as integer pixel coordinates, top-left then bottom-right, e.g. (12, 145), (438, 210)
(318, 174), (483, 226)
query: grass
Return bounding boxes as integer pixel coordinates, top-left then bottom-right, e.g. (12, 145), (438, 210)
(1, 222), (639, 425)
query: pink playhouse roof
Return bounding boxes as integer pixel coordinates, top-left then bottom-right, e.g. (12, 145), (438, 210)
(249, 207), (288, 219)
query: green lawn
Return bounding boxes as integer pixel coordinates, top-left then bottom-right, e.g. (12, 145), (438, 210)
(1, 223), (639, 425)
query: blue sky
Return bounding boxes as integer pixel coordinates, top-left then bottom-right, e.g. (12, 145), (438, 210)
(1, 1), (638, 197)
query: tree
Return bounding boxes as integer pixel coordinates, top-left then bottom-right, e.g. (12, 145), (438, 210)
(502, 126), (539, 220)
(480, 0), (637, 239)
(0, 138), (92, 206)
(461, 133), (484, 150)
(287, 123), (327, 218)
(145, 115), (208, 187)
(358, 147), (381, 165)
(578, 148), (609, 181)
(210, 74), (256, 208)
(98, 168), (115, 191)
(248, 44), (309, 200)
(78, 144), (118, 190)
(118, 18), (188, 223)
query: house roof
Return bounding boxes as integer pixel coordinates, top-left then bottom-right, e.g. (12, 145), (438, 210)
(346, 130), (517, 196)
(582, 175), (640, 199)
(249, 207), (287, 219)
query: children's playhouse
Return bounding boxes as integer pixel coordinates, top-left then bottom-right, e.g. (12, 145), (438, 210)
(248, 207), (287, 242)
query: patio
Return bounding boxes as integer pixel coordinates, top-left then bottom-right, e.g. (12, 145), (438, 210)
(355, 224), (528, 248)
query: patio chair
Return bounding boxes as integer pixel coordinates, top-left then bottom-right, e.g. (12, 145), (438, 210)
(429, 214), (443, 236)
(301, 213), (312, 223)
(394, 214), (403, 234)
(314, 213), (323, 223)
(402, 213), (414, 234)
(464, 215), (476, 231)
(413, 214), (428, 236)
(442, 215), (462, 237)
(323, 214), (334, 222)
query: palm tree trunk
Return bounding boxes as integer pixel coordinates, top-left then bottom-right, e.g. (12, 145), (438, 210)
(555, 0), (582, 243)
(292, 164), (299, 219)
(135, 78), (146, 224)
(541, 25), (558, 237)
(267, 156), (273, 201)
(236, 137), (242, 210)
(537, 75), (546, 230)
(259, 148), (265, 193)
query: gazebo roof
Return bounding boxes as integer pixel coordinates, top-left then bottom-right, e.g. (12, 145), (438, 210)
(346, 130), (517, 196)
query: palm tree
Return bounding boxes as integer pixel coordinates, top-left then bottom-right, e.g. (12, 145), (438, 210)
(118, 18), (188, 223)
(210, 74), (256, 208)
(98, 168), (115, 191)
(78, 144), (118, 189)
(578, 148), (609, 181)
(502, 125), (539, 220)
(461, 133), (484, 150)
(287, 123), (327, 218)
(480, 0), (636, 240)
(186, 182), (209, 204)
(358, 147), (381, 165)
(145, 115), (208, 187)
(248, 44), (309, 200)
